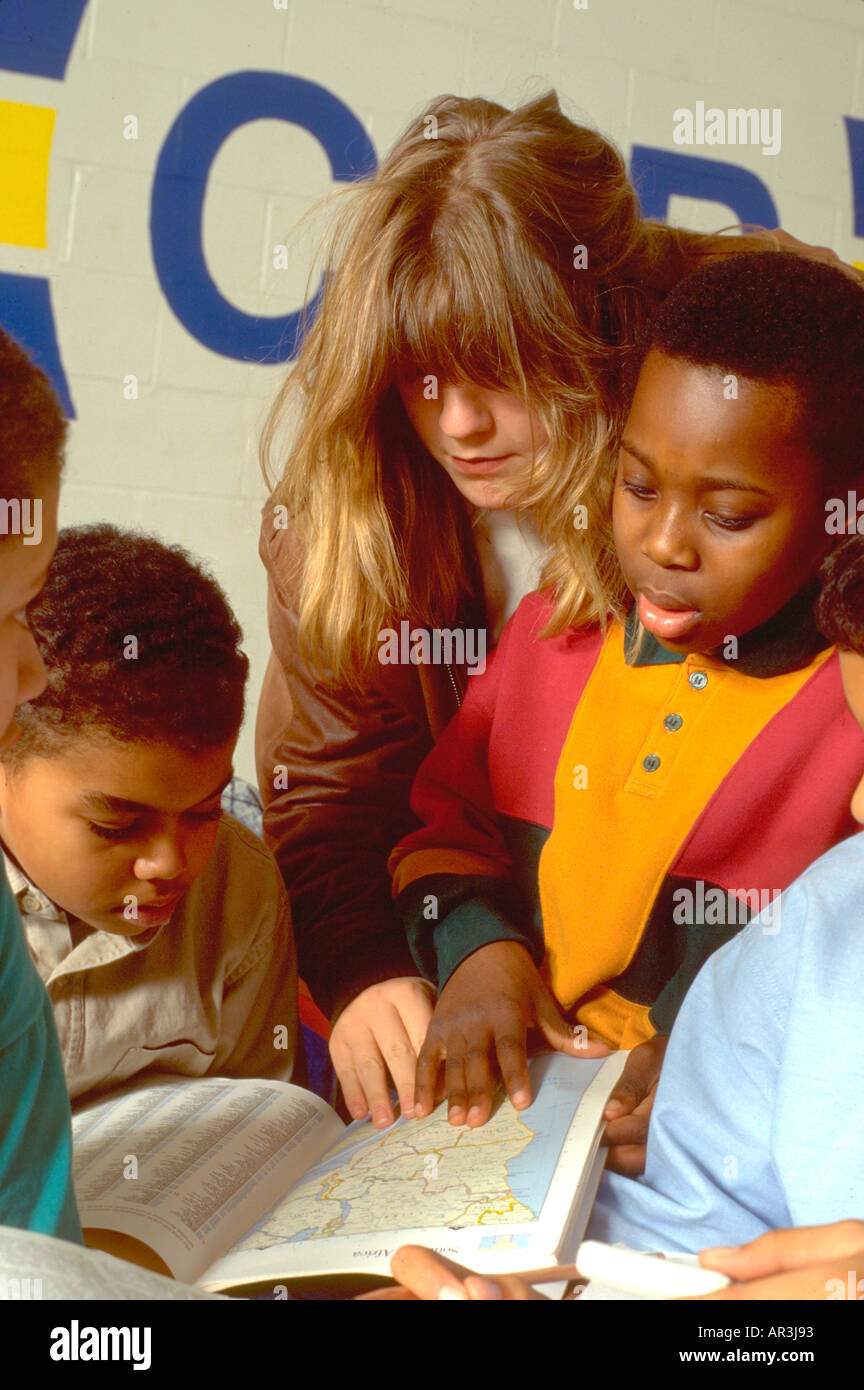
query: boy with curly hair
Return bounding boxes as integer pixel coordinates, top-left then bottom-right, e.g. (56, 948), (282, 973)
(1, 523), (300, 1105)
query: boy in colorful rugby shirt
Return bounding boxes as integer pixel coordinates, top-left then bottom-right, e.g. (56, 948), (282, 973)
(390, 253), (864, 1169)
(376, 534), (864, 1303)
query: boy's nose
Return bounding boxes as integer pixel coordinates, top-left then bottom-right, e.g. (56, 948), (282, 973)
(135, 833), (188, 881)
(642, 512), (699, 570)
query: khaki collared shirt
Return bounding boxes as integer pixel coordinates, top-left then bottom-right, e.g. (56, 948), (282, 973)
(9, 814), (300, 1108)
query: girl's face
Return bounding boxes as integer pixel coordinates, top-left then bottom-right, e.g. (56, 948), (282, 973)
(397, 375), (548, 510)
(0, 478), (59, 751)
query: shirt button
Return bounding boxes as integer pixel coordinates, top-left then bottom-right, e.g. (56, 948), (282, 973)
(689, 670), (708, 690)
(22, 893), (42, 913)
(664, 713), (683, 732)
(643, 754), (661, 772)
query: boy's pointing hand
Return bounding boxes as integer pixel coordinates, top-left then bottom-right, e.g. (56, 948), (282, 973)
(413, 941), (609, 1127)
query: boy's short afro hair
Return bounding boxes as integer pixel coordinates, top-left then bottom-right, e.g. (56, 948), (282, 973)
(817, 533), (864, 656)
(7, 523), (248, 760)
(630, 250), (864, 485)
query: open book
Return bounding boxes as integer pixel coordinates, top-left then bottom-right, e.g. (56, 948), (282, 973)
(72, 1051), (627, 1296)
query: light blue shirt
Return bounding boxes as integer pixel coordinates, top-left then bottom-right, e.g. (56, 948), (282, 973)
(0, 858), (81, 1242)
(589, 831), (864, 1253)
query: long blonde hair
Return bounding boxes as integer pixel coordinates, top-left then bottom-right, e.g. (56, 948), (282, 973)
(262, 90), (737, 682)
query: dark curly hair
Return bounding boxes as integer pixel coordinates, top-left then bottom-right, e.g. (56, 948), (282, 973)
(626, 250), (864, 485)
(5, 524), (248, 761)
(0, 325), (65, 533)
(817, 533), (864, 654)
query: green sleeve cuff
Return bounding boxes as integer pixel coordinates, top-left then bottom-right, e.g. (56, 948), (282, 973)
(434, 899), (539, 987)
(398, 873), (542, 987)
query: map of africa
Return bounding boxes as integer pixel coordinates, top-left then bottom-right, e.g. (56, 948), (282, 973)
(233, 1054), (606, 1251)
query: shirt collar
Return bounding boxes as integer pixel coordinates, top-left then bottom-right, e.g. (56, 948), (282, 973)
(4, 849), (165, 959)
(5, 854), (66, 922)
(624, 580), (829, 678)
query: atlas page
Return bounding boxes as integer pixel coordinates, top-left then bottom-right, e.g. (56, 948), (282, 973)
(201, 1050), (628, 1292)
(72, 1077), (345, 1284)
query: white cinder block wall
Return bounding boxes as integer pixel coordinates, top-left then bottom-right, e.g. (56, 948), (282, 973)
(1, 0), (862, 779)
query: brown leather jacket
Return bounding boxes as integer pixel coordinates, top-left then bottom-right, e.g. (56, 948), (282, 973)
(255, 505), (488, 1021)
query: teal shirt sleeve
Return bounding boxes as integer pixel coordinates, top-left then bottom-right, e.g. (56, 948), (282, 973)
(0, 862), (82, 1243)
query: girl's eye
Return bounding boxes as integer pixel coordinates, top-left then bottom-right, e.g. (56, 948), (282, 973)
(89, 821), (137, 841)
(706, 513), (758, 532)
(187, 808), (222, 824)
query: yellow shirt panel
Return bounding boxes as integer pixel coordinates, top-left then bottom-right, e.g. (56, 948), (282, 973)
(539, 622), (832, 1043)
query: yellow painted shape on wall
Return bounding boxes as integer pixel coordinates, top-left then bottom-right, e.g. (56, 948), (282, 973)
(0, 100), (56, 248)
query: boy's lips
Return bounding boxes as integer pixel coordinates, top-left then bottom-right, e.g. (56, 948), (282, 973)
(638, 590), (701, 641)
(115, 894), (182, 923)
